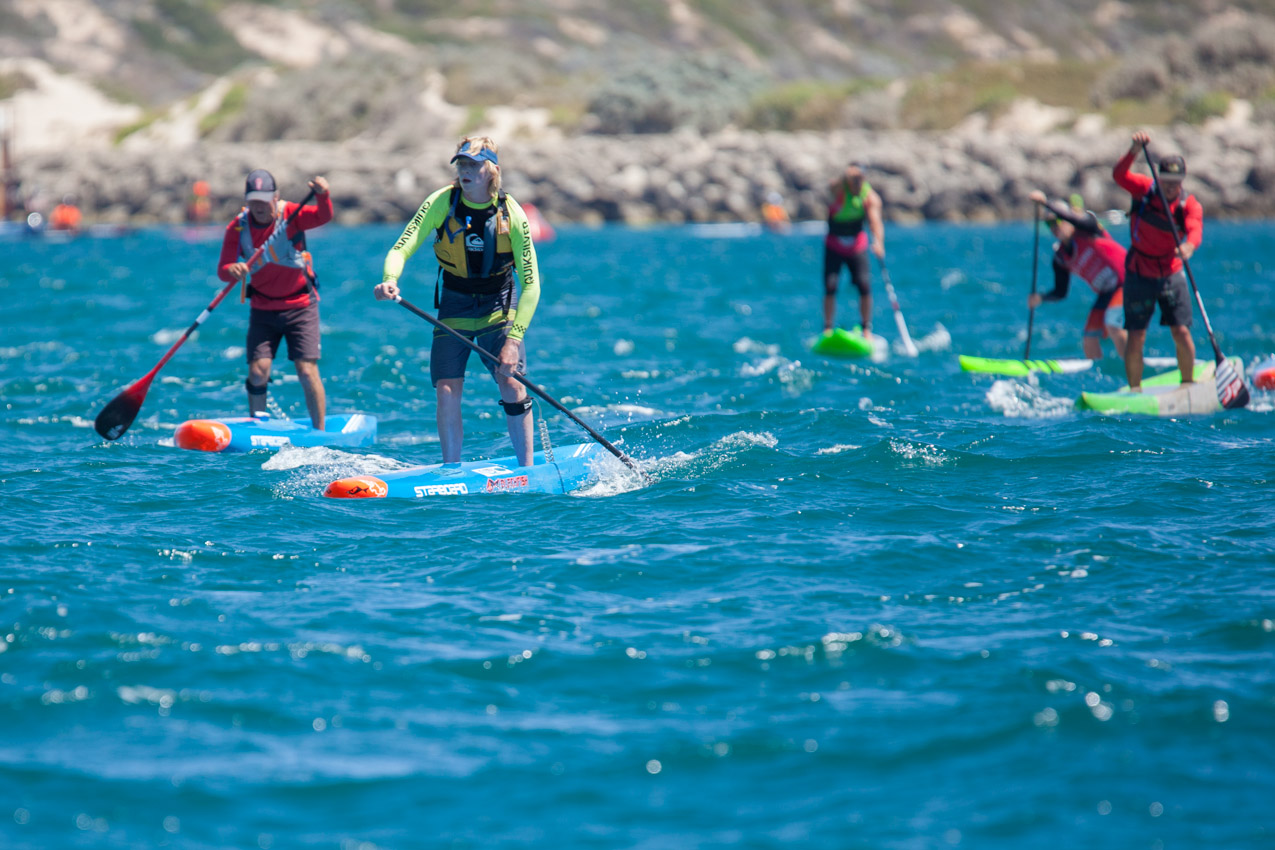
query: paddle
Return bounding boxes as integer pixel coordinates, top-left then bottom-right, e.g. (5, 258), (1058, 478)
(878, 258), (918, 357)
(1024, 202), (1041, 359)
(94, 187), (318, 440)
(1140, 143), (1249, 409)
(392, 295), (650, 481)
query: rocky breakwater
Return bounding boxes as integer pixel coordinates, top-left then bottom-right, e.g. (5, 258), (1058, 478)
(12, 125), (1275, 227)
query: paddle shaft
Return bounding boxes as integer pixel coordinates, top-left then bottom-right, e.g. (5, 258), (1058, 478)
(94, 188), (317, 439)
(1024, 203), (1040, 359)
(877, 259), (918, 356)
(393, 295), (649, 480)
(1139, 144), (1247, 409)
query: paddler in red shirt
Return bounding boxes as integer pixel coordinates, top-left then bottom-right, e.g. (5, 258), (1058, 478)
(218, 169), (332, 429)
(1113, 131), (1201, 391)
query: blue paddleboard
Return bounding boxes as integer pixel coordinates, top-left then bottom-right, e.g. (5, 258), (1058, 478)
(324, 442), (602, 499)
(174, 413), (377, 452)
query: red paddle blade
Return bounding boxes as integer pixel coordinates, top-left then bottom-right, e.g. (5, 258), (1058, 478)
(94, 376), (153, 440)
(1215, 358), (1250, 410)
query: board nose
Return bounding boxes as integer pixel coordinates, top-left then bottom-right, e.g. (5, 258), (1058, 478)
(174, 419), (232, 452)
(324, 476), (388, 498)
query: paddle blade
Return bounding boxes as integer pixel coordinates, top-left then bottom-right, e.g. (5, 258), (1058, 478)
(93, 377), (152, 440)
(1215, 358), (1250, 410)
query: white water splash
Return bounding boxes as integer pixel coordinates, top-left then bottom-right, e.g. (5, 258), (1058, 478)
(816, 443), (861, 455)
(262, 445), (413, 473)
(911, 323), (952, 353)
(151, 328), (194, 345)
(739, 355), (789, 378)
(581, 430), (779, 495)
(888, 439), (952, 466)
(570, 403), (665, 425)
(732, 337), (780, 356)
(986, 379), (1075, 418)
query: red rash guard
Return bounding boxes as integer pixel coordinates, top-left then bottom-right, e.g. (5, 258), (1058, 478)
(1112, 149), (1202, 278)
(217, 193), (333, 310)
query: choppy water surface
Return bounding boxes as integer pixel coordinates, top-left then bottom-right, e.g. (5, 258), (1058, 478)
(2, 221), (1273, 849)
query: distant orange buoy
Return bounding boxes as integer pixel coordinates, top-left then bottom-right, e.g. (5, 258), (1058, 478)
(324, 476), (388, 498)
(1253, 356), (1275, 390)
(174, 419), (232, 452)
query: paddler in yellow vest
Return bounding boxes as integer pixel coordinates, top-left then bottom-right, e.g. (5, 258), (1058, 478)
(374, 136), (542, 466)
(823, 164), (885, 337)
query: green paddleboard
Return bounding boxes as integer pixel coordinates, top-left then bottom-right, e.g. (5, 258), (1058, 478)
(958, 355), (1094, 376)
(1077, 360), (1228, 416)
(812, 327), (874, 358)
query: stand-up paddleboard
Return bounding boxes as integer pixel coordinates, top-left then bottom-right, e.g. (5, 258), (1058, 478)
(175, 413), (377, 452)
(1077, 360), (1242, 416)
(959, 355), (1178, 377)
(325, 442), (602, 499)
(811, 327), (875, 358)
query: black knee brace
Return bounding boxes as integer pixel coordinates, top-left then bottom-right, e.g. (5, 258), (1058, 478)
(499, 396), (532, 416)
(245, 378), (268, 396)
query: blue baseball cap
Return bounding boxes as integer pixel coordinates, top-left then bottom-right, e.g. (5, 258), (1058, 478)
(244, 168), (277, 202)
(450, 142), (498, 166)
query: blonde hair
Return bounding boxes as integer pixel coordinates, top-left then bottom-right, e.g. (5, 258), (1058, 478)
(454, 135), (502, 199)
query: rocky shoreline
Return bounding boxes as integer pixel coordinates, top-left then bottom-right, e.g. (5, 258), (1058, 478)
(11, 124), (1275, 227)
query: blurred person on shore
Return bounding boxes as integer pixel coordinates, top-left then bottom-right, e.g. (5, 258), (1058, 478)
(761, 191), (790, 233)
(1027, 189), (1129, 361)
(187, 180), (212, 224)
(374, 136), (543, 466)
(48, 194), (82, 233)
(1113, 131), (1200, 390)
(218, 169), (332, 429)
(823, 164), (885, 336)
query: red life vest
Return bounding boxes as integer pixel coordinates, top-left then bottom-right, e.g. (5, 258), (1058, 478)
(1127, 191), (1191, 277)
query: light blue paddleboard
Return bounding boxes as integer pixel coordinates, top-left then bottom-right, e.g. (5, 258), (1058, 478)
(174, 413), (377, 452)
(325, 442), (603, 499)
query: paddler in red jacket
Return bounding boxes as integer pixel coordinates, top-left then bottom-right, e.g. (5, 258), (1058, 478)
(1027, 189), (1128, 361)
(1113, 131), (1201, 391)
(218, 169), (332, 429)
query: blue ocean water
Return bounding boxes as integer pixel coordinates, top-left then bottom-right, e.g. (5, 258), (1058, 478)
(2, 219), (1273, 849)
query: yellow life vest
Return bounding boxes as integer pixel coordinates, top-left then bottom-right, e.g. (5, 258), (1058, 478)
(432, 186), (513, 282)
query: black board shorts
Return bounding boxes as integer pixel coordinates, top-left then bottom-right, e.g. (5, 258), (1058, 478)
(246, 303), (321, 362)
(1123, 270), (1192, 331)
(430, 288), (524, 386)
(823, 247), (871, 296)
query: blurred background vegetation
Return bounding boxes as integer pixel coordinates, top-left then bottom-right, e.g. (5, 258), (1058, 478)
(5, 0), (1275, 141)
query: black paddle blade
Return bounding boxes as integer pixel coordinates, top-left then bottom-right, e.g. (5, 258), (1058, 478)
(1215, 358), (1250, 410)
(94, 379), (149, 440)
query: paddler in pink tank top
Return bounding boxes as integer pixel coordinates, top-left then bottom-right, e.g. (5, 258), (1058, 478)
(823, 164), (885, 338)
